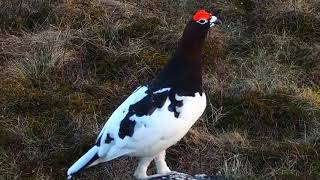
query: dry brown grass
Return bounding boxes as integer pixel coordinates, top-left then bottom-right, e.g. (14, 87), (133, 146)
(0, 0), (319, 179)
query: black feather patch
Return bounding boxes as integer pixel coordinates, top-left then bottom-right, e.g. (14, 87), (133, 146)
(105, 133), (114, 144)
(118, 88), (170, 139)
(132, 90), (170, 116)
(119, 115), (136, 139)
(168, 92), (184, 118)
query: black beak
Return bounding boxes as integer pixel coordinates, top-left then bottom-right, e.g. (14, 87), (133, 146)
(210, 16), (223, 27)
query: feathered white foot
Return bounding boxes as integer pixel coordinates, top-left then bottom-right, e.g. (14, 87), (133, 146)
(134, 157), (153, 179)
(154, 150), (171, 174)
(133, 150), (172, 179)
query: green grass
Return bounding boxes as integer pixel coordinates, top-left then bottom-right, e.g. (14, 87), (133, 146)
(0, 0), (319, 179)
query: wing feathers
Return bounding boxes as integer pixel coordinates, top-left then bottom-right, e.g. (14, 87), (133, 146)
(67, 86), (182, 178)
(67, 146), (100, 179)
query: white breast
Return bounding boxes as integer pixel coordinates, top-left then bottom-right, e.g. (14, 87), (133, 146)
(176, 92), (207, 123)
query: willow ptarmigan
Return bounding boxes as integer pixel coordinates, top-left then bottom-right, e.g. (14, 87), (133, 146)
(67, 9), (222, 179)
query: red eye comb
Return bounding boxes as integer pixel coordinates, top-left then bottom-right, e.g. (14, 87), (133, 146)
(193, 9), (212, 21)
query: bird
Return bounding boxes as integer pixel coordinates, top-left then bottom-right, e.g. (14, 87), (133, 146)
(67, 9), (222, 179)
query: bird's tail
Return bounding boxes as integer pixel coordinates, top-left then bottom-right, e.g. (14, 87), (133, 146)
(67, 146), (100, 179)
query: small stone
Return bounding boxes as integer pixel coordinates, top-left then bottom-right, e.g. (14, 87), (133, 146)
(146, 172), (228, 180)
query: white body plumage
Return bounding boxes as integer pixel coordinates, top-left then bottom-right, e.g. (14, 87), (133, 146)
(67, 86), (206, 179)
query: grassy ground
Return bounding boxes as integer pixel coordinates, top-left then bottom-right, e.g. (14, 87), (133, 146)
(0, 0), (319, 179)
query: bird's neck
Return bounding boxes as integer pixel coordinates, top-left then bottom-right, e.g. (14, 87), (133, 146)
(178, 32), (205, 60)
(150, 36), (204, 96)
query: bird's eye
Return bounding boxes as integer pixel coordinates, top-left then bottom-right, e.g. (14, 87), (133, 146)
(197, 19), (208, 25)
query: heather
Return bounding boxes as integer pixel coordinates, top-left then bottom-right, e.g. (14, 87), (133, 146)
(0, 0), (319, 179)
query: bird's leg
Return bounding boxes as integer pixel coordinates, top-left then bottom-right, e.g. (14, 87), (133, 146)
(154, 150), (171, 175)
(134, 157), (153, 179)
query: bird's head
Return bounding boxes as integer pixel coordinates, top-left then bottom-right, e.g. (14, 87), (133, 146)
(179, 9), (222, 52)
(192, 9), (222, 28)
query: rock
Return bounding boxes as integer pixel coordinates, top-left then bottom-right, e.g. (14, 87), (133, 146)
(146, 172), (228, 180)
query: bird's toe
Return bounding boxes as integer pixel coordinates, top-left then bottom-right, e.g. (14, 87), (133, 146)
(157, 167), (171, 175)
(133, 171), (148, 180)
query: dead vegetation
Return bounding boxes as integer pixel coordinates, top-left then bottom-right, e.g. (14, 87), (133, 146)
(0, 0), (319, 179)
